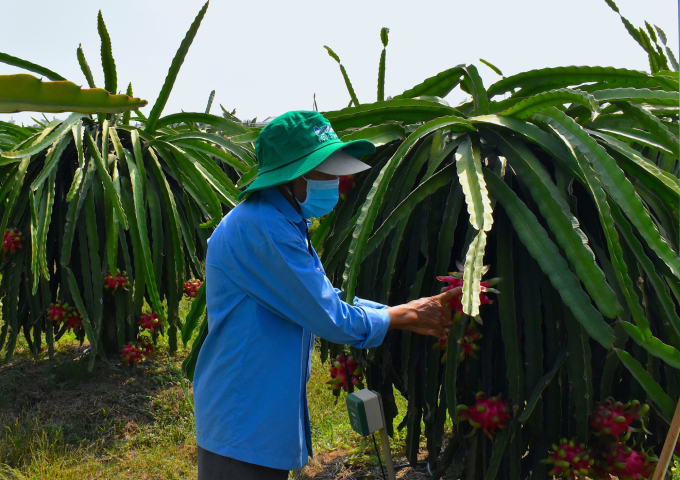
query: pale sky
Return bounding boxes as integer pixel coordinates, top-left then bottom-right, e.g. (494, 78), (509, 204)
(0, 0), (678, 126)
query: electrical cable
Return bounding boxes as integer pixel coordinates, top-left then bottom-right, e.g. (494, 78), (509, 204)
(372, 433), (387, 480)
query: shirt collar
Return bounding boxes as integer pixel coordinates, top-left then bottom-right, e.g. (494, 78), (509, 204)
(259, 187), (305, 225)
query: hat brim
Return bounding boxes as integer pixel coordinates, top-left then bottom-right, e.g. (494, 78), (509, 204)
(237, 139), (375, 200)
(314, 150), (371, 176)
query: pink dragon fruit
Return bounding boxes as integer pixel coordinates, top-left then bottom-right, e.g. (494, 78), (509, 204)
(121, 343), (143, 365)
(339, 175), (355, 199)
(542, 438), (594, 479)
(63, 309), (84, 331)
(183, 279), (202, 298)
(328, 353), (364, 392)
(138, 338), (154, 359)
(437, 262), (500, 315)
(459, 326), (482, 362)
(104, 269), (131, 292)
(138, 312), (161, 332)
(433, 322), (482, 364)
(457, 392), (510, 439)
(46, 302), (69, 323)
(601, 442), (657, 480)
(2, 228), (23, 257)
(590, 398), (649, 440)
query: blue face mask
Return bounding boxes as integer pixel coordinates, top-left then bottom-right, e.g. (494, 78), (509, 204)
(298, 177), (339, 219)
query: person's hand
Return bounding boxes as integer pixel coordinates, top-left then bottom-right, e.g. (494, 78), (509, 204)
(386, 287), (461, 337)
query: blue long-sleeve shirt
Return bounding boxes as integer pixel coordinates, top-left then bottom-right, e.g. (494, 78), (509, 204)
(193, 187), (391, 470)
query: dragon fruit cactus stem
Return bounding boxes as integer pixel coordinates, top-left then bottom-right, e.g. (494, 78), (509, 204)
(542, 438), (594, 479)
(457, 391), (510, 439)
(590, 397), (649, 440)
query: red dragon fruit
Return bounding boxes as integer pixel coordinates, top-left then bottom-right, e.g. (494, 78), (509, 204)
(46, 302), (69, 323)
(457, 392), (510, 439)
(328, 353), (364, 392)
(183, 279), (202, 298)
(459, 326), (482, 362)
(121, 343), (143, 365)
(600, 442), (657, 480)
(2, 228), (23, 257)
(338, 175), (355, 199)
(138, 312), (161, 332)
(138, 338), (154, 359)
(433, 322), (482, 365)
(542, 438), (594, 479)
(590, 398), (649, 440)
(63, 308), (84, 331)
(437, 262), (500, 315)
(104, 269), (131, 292)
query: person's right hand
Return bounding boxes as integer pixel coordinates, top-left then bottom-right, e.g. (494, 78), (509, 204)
(386, 287), (462, 337)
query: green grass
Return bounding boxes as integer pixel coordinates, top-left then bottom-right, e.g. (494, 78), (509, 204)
(0, 298), (422, 479)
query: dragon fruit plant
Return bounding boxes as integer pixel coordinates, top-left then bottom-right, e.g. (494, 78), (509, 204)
(0, 2), (253, 362)
(457, 392), (510, 439)
(183, 279), (202, 299)
(138, 312), (161, 333)
(542, 438), (594, 479)
(434, 266), (498, 361)
(598, 442), (657, 480)
(328, 353), (364, 392)
(590, 398), (650, 440)
(104, 269), (131, 292)
(1, 228), (23, 257)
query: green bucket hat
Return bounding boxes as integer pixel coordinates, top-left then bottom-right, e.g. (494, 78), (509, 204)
(237, 111), (376, 200)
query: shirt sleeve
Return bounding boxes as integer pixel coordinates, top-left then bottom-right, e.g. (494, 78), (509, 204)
(333, 288), (388, 310)
(215, 214), (390, 349)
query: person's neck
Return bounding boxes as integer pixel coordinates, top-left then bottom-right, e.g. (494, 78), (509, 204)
(277, 184), (302, 214)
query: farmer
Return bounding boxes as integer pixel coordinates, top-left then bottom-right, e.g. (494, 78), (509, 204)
(193, 111), (460, 480)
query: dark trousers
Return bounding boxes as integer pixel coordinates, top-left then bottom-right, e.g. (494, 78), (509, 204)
(197, 446), (289, 480)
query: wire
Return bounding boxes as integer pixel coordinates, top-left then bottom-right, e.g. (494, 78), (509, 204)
(372, 433), (387, 480)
